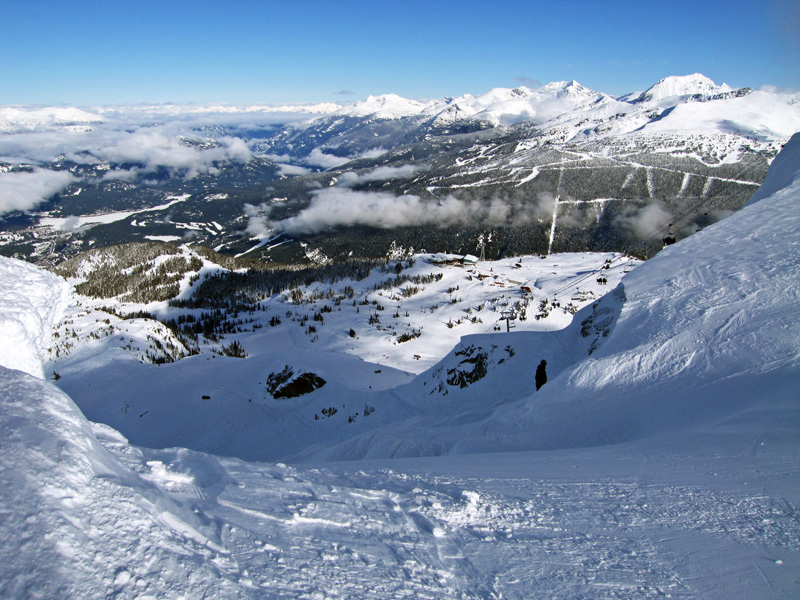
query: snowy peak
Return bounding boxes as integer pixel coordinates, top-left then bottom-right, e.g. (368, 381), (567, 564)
(540, 79), (597, 100)
(339, 94), (427, 119)
(634, 73), (733, 104)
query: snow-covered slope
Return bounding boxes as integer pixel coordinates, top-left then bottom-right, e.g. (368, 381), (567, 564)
(302, 131), (800, 460)
(1, 131), (799, 599)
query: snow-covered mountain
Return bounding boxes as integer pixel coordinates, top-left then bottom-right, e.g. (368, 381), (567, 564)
(633, 73), (733, 103)
(293, 73), (793, 141)
(336, 93), (428, 119)
(1, 133), (799, 597)
(281, 74), (742, 128)
(412, 80), (612, 127)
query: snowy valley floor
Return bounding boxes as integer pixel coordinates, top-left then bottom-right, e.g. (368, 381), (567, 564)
(100, 423), (799, 599)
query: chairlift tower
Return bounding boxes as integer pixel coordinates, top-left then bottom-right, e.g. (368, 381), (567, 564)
(663, 223), (677, 246)
(476, 236), (486, 262)
(500, 309), (516, 332)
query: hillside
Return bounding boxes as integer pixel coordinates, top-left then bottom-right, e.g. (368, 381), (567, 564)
(307, 132), (800, 459)
(0, 133), (798, 598)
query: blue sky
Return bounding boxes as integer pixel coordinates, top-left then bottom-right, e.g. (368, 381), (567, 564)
(1, 0), (797, 105)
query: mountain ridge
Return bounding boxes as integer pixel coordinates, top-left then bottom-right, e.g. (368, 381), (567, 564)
(1, 74), (798, 267)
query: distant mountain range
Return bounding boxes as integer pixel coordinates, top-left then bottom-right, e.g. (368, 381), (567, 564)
(1, 74), (798, 266)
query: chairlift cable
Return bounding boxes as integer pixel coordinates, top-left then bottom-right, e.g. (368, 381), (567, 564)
(546, 156), (765, 300)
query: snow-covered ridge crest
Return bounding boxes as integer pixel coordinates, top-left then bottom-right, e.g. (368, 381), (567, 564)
(422, 81), (611, 126)
(0, 257), (70, 378)
(746, 131), (800, 205)
(337, 94), (427, 119)
(0, 106), (104, 133)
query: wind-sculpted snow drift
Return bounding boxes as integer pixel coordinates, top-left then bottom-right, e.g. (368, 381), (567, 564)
(0, 260), (247, 598)
(0, 257), (70, 378)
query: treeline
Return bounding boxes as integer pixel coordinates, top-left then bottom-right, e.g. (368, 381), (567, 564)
(53, 241), (277, 303)
(171, 257), (399, 310)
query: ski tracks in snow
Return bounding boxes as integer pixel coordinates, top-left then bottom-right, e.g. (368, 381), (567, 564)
(206, 463), (496, 598)
(100, 451), (800, 599)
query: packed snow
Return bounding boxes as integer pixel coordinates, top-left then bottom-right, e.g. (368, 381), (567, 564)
(1, 134), (799, 598)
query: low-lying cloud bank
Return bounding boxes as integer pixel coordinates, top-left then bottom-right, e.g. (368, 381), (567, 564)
(0, 169), (76, 214)
(337, 164), (424, 186)
(245, 189), (601, 237)
(245, 189), (688, 241)
(0, 104), (326, 215)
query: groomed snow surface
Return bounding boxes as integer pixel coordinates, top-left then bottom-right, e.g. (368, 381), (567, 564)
(2, 134), (800, 598)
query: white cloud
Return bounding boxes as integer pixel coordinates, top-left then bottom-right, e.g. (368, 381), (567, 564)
(260, 189), (523, 235)
(56, 215), (83, 232)
(277, 163), (311, 176)
(243, 202), (274, 238)
(0, 169), (75, 215)
(707, 208), (735, 223)
(354, 147), (388, 160)
(303, 148), (351, 169)
(0, 104), (330, 200)
(613, 199), (673, 240)
(338, 164), (424, 186)
(244, 188), (615, 238)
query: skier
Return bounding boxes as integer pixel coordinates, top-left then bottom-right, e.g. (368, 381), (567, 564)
(535, 359), (547, 390)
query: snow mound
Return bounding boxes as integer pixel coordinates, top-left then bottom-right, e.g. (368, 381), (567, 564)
(0, 257), (70, 378)
(0, 257), (246, 598)
(0, 367), (246, 599)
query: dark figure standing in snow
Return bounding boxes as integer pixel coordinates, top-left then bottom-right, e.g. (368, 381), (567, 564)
(535, 360), (547, 390)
